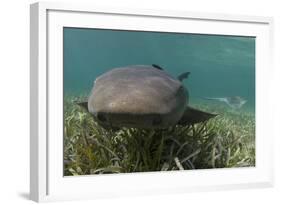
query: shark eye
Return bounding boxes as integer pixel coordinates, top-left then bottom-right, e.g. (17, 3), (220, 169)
(176, 85), (185, 95)
(97, 113), (107, 122)
(178, 85), (184, 91)
(152, 116), (162, 126)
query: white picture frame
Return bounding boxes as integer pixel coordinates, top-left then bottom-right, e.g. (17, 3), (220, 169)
(30, 2), (274, 202)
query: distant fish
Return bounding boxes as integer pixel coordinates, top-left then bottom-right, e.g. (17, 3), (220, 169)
(202, 96), (247, 109)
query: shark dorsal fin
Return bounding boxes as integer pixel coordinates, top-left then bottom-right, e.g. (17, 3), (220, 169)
(177, 72), (190, 81)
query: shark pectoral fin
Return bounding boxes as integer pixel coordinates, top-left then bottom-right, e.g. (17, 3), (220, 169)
(76, 101), (89, 111)
(177, 106), (218, 125)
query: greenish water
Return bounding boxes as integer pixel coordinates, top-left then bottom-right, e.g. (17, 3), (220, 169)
(63, 28), (256, 174)
(63, 27), (255, 113)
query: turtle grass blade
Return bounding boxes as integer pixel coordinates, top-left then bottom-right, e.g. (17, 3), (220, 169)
(92, 166), (123, 174)
(63, 96), (255, 175)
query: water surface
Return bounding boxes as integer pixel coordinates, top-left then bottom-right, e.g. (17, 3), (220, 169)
(63, 27), (255, 112)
